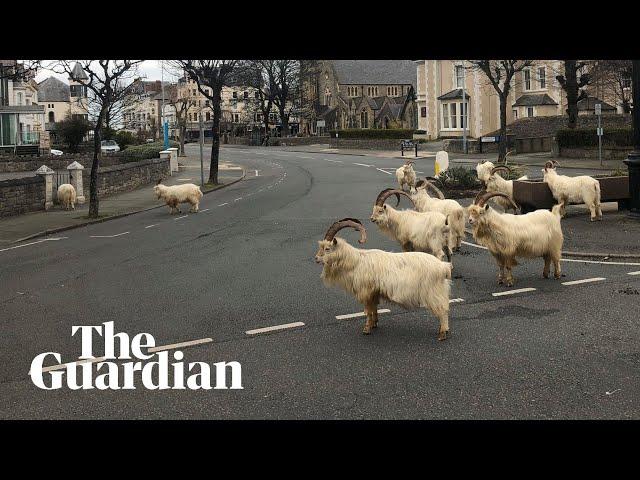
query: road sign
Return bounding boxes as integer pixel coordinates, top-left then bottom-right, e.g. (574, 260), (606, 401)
(595, 103), (602, 115)
(316, 120), (325, 128)
(481, 136), (496, 143)
(597, 127), (603, 136)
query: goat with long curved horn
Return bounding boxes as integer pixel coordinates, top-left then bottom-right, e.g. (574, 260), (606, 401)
(375, 188), (415, 208)
(490, 165), (511, 178)
(422, 177), (445, 200)
(476, 191), (520, 213)
(323, 217), (367, 244)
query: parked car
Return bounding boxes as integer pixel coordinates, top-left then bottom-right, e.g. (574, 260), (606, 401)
(50, 149), (63, 156)
(145, 138), (155, 143)
(101, 140), (120, 153)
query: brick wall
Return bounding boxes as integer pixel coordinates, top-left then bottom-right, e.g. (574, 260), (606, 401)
(81, 157), (170, 198)
(0, 176), (46, 217)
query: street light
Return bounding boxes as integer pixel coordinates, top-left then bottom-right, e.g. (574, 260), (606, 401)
(623, 60), (640, 218)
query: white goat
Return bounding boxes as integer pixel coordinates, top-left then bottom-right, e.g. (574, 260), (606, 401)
(412, 178), (466, 250)
(370, 188), (452, 264)
(315, 218), (452, 339)
(542, 160), (602, 221)
(475, 161), (527, 213)
(154, 179), (203, 214)
(57, 184), (77, 210)
(467, 191), (564, 287)
(395, 161), (417, 192)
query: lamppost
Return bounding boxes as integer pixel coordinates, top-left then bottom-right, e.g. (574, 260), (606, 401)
(623, 60), (640, 218)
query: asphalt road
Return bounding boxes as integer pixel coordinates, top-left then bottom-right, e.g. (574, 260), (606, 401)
(1, 144), (639, 419)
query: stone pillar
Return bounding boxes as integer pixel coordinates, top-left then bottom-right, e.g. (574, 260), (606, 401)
(67, 161), (85, 205)
(35, 165), (54, 210)
(167, 147), (179, 173)
(159, 150), (172, 176)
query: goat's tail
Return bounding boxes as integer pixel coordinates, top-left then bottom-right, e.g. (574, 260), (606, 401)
(594, 181), (601, 207)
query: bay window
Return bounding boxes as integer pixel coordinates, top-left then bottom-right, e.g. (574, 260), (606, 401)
(441, 101), (468, 131)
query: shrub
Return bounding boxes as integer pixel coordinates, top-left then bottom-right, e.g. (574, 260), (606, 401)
(556, 128), (633, 148)
(435, 166), (481, 189)
(329, 128), (415, 139)
(115, 141), (179, 161)
(414, 129), (427, 134)
(114, 131), (138, 150)
(55, 116), (91, 153)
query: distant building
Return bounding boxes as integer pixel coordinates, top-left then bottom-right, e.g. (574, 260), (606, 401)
(300, 60), (418, 135)
(0, 60), (45, 150)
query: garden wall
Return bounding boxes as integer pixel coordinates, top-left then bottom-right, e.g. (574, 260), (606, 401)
(0, 176), (46, 217)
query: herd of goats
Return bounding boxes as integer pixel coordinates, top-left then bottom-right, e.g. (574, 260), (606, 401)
(315, 157), (604, 340)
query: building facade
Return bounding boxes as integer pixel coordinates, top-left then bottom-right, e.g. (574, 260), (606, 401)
(37, 66), (90, 133)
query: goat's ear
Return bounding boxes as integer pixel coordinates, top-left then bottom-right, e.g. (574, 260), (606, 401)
(484, 204), (489, 211)
(332, 238), (337, 245)
(383, 204), (387, 210)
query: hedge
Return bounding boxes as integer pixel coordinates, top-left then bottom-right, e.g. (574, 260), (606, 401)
(114, 141), (179, 161)
(556, 128), (633, 148)
(329, 129), (415, 139)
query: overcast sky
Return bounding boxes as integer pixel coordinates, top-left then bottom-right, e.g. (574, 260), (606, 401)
(34, 60), (179, 84)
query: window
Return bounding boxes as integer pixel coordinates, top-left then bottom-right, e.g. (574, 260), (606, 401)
(527, 107), (534, 117)
(232, 91), (238, 99)
(255, 91), (260, 98)
(421, 107), (427, 118)
(48, 111), (55, 123)
(16, 92), (23, 105)
(442, 104), (449, 128)
(234, 113), (239, 122)
(455, 65), (465, 88)
(538, 67), (546, 89)
(524, 69), (531, 91)
(450, 103), (457, 128)
(206, 112), (211, 121)
(441, 101), (468, 130)
(360, 111), (369, 128)
(243, 91), (249, 99)
(513, 109), (518, 119)
(623, 76), (632, 89)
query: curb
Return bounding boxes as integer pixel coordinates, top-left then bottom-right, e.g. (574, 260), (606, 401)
(276, 148), (435, 160)
(10, 169), (246, 244)
(463, 228), (640, 259)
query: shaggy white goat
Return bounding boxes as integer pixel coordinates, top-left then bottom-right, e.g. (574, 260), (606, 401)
(370, 188), (452, 264)
(542, 160), (602, 221)
(395, 161), (417, 192)
(412, 178), (466, 250)
(315, 218), (452, 339)
(57, 184), (77, 210)
(153, 179), (203, 214)
(467, 191), (564, 287)
(475, 161), (527, 213)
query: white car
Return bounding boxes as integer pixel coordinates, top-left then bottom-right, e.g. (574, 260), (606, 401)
(50, 149), (63, 156)
(101, 140), (120, 153)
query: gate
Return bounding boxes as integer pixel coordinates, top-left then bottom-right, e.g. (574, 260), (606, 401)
(52, 170), (71, 203)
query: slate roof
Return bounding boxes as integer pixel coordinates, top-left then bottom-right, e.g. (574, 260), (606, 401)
(37, 77), (70, 102)
(512, 93), (558, 107)
(437, 88), (471, 101)
(70, 62), (88, 81)
(331, 60), (416, 89)
(577, 96), (616, 111)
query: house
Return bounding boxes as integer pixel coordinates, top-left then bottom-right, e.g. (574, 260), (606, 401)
(300, 60), (417, 135)
(122, 78), (174, 139)
(0, 60), (45, 151)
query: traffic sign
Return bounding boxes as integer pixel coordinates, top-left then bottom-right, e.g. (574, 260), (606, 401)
(595, 103), (602, 115)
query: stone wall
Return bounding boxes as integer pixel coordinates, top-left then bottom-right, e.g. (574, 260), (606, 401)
(0, 153), (135, 173)
(81, 157), (170, 198)
(485, 114), (632, 139)
(559, 146), (633, 160)
(0, 176), (46, 217)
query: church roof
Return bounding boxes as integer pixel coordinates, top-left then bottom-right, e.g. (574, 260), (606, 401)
(37, 77), (70, 102)
(70, 62), (88, 81)
(331, 60), (416, 89)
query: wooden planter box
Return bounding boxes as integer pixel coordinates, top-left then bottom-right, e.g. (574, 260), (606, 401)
(513, 176), (630, 213)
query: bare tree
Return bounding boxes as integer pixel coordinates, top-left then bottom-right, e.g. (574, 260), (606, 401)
(0, 60), (41, 83)
(591, 60), (632, 114)
(52, 60), (143, 218)
(170, 60), (245, 185)
(469, 60), (534, 161)
(165, 84), (190, 155)
(271, 60), (300, 137)
(555, 60), (594, 129)
(246, 61), (276, 144)
(298, 60), (321, 136)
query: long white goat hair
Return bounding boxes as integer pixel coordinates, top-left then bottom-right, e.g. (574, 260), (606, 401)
(467, 191), (563, 287)
(57, 184), (77, 210)
(476, 161), (527, 213)
(154, 181), (203, 214)
(315, 218), (452, 339)
(395, 162), (417, 192)
(542, 161), (602, 221)
(412, 179), (466, 250)
(370, 189), (451, 263)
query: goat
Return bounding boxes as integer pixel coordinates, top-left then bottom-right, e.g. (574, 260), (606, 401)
(315, 218), (452, 339)
(467, 191), (564, 287)
(395, 161), (417, 192)
(153, 179), (203, 214)
(475, 161), (527, 214)
(57, 184), (77, 210)
(413, 178), (466, 250)
(370, 188), (452, 264)
(543, 160), (602, 221)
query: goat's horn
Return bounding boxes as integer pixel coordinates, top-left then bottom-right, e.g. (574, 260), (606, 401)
(324, 218), (367, 244)
(551, 160), (560, 166)
(156, 178), (163, 185)
(490, 165), (511, 176)
(544, 161), (554, 169)
(478, 192), (519, 212)
(415, 179), (426, 189)
(376, 188), (416, 208)
(474, 189), (488, 205)
(423, 178), (445, 200)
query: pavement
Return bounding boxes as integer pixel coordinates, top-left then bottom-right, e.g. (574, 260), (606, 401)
(0, 154), (245, 244)
(1, 144), (639, 420)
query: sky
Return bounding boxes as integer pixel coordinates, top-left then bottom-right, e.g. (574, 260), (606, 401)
(34, 61), (179, 84)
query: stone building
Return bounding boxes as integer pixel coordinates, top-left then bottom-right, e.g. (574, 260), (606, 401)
(37, 64), (90, 134)
(300, 60), (418, 135)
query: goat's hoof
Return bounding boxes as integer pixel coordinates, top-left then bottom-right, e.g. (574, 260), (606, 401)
(505, 280), (514, 287)
(362, 327), (371, 335)
(543, 273), (550, 279)
(437, 330), (449, 341)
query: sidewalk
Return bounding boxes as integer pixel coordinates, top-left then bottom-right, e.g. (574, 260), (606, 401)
(0, 155), (245, 244)
(274, 143), (436, 159)
(450, 151), (626, 171)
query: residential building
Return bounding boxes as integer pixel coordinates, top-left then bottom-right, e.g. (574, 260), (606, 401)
(0, 60), (45, 150)
(300, 60), (418, 135)
(37, 68), (90, 132)
(122, 78), (173, 139)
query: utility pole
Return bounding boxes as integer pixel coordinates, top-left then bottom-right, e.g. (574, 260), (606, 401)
(161, 60), (168, 150)
(462, 60), (468, 154)
(199, 105), (205, 187)
(623, 60), (640, 217)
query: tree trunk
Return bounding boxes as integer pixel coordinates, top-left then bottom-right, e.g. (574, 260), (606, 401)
(209, 94), (221, 185)
(279, 105), (289, 137)
(564, 60), (579, 129)
(498, 93), (508, 162)
(89, 111), (105, 218)
(179, 124), (186, 156)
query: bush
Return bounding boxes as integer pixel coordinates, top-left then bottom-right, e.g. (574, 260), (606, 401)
(115, 141), (179, 161)
(329, 128), (415, 139)
(435, 166), (481, 189)
(114, 131), (138, 150)
(414, 130), (427, 134)
(556, 128), (633, 148)
(55, 116), (91, 153)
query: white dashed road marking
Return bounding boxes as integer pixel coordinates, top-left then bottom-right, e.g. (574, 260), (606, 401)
(200, 208), (210, 212)
(376, 168), (393, 175)
(628, 271), (640, 275)
(326, 159), (342, 163)
(562, 277), (606, 286)
(246, 322), (305, 336)
(177, 178), (193, 182)
(335, 309), (391, 320)
(492, 287), (537, 297)
(174, 215), (189, 220)
(145, 224), (158, 229)
(449, 298), (465, 303)
(148, 337), (213, 353)
(353, 163), (373, 167)
(0, 237), (66, 253)
(234, 197), (242, 202)
(90, 232), (129, 238)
